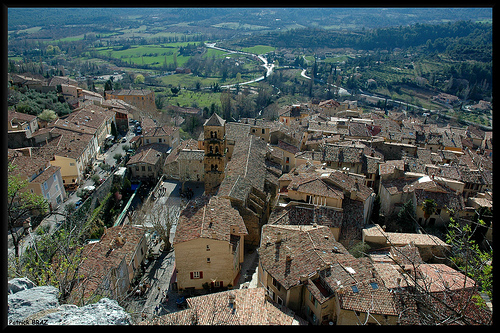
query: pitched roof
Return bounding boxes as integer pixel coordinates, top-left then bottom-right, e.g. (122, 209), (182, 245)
(259, 224), (350, 290)
(126, 143), (170, 166)
(70, 225), (146, 304)
(142, 288), (306, 325)
(268, 203), (344, 228)
(287, 175), (344, 200)
(218, 135), (268, 201)
(203, 112), (225, 127)
(174, 196), (248, 245)
(107, 89), (153, 96)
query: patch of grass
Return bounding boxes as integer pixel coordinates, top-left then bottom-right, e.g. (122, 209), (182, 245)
(95, 44), (190, 68)
(166, 90), (222, 109)
(160, 73), (218, 89)
(241, 45), (276, 55)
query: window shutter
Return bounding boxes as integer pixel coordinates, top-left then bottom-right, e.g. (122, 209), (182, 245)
(190, 272), (194, 279)
(199, 271), (203, 279)
(220, 281), (223, 288)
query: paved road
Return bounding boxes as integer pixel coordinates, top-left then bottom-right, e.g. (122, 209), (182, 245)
(205, 42), (274, 88)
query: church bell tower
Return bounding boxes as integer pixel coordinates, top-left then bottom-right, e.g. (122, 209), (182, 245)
(203, 113), (226, 195)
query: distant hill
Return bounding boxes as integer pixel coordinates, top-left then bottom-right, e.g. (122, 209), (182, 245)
(8, 7), (492, 32)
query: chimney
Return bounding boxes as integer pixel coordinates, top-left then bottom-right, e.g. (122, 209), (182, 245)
(276, 232), (282, 243)
(228, 293), (236, 311)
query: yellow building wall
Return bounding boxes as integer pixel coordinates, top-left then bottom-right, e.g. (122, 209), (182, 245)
(336, 308), (399, 325)
(50, 155), (79, 184)
(174, 237), (240, 290)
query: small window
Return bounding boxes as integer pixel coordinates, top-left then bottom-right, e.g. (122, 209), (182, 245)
(351, 286), (359, 293)
(370, 282), (379, 290)
(206, 245), (210, 251)
(207, 258), (211, 263)
(141, 166), (146, 172)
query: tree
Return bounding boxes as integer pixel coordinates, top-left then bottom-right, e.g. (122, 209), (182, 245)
(14, 225), (86, 303)
(134, 74), (145, 85)
(110, 121), (118, 138)
(421, 198), (437, 226)
(220, 90), (232, 120)
(104, 79), (113, 92)
(370, 195), (381, 224)
(133, 196), (178, 253)
(38, 109), (58, 122)
(8, 162), (49, 258)
(446, 217), (493, 301)
(155, 94), (165, 110)
(113, 153), (123, 164)
(397, 199), (417, 232)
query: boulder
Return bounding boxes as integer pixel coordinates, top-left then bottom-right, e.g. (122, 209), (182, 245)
(7, 278), (131, 325)
(39, 298), (131, 325)
(8, 286), (60, 324)
(8, 277), (36, 294)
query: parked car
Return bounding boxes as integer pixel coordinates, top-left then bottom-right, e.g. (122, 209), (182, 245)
(75, 200), (83, 208)
(121, 137), (127, 143)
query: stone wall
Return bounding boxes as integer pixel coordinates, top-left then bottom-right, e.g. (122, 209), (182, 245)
(8, 278), (131, 325)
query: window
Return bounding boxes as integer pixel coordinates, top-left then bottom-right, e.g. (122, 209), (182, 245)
(277, 296), (283, 305)
(56, 195), (62, 205)
(53, 174), (57, 182)
(135, 166), (139, 171)
(191, 271), (203, 279)
(370, 282), (379, 290)
(262, 128), (265, 134)
(207, 257), (211, 263)
(148, 166), (152, 171)
(351, 286), (359, 293)
(214, 281), (223, 288)
(43, 182), (48, 191)
(206, 245), (210, 251)
(70, 163), (75, 166)
(141, 166), (146, 172)
(272, 278), (281, 291)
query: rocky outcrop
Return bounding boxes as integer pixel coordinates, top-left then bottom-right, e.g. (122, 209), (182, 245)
(8, 278), (131, 325)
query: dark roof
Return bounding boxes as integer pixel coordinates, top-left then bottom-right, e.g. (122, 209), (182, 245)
(203, 113), (225, 127)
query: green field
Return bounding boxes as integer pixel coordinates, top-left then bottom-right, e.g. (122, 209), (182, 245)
(160, 73), (219, 89)
(94, 44), (192, 68)
(241, 45), (275, 54)
(164, 89), (222, 109)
